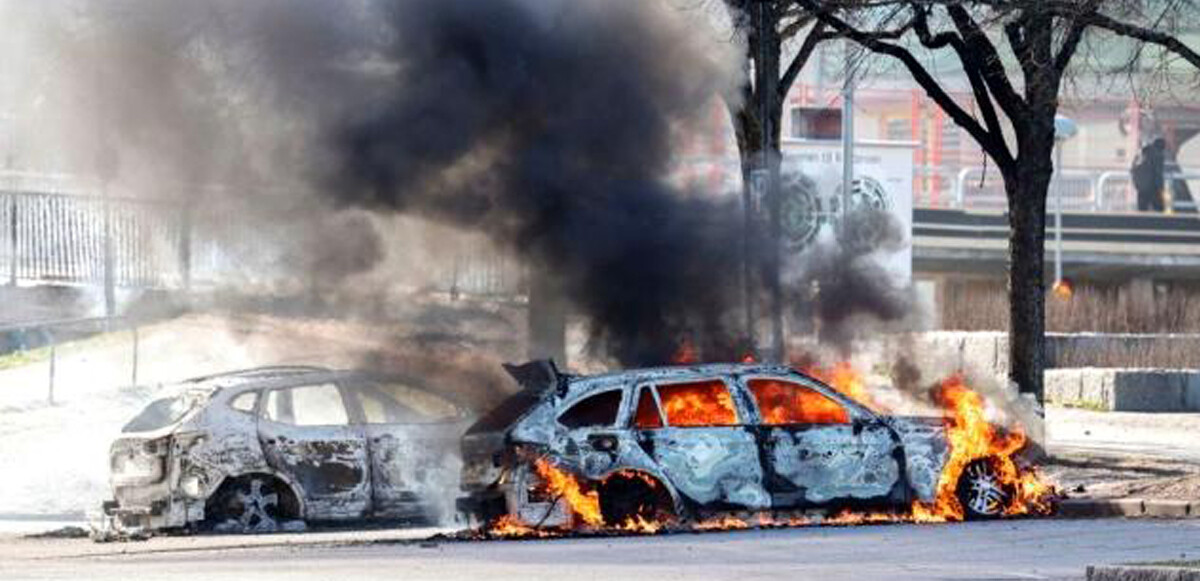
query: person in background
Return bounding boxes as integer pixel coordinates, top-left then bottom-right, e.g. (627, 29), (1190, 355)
(1131, 137), (1166, 212)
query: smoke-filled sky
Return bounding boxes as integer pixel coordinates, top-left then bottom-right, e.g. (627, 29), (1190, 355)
(3, 0), (909, 365)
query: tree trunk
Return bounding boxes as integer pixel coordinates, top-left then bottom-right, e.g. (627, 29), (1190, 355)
(1004, 157), (1052, 403)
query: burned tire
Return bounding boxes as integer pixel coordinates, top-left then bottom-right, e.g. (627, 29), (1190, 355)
(955, 458), (1014, 520)
(204, 475), (299, 534)
(598, 472), (674, 526)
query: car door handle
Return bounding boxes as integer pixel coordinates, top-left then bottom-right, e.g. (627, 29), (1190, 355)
(265, 438), (277, 445)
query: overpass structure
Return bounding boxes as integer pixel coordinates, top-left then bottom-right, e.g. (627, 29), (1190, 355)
(914, 208), (1200, 282)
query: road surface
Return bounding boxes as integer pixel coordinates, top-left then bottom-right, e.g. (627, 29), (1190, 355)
(3, 519), (1199, 581)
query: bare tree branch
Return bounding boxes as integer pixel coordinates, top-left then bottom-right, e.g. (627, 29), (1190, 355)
(797, 0), (1014, 168)
(1079, 8), (1200, 70)
(779, 21), (831, 99)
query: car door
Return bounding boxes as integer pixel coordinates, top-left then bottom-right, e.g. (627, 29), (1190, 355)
(554, 387), (631, 479)
(258, 382), (371, 520)
(741, 375), (901, 507)
(345, 378), (469, 522)
(632, 377), (770, 510)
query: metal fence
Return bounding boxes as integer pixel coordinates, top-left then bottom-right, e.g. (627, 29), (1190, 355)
(0, 180), (522, 297)
(0, 191), (186, 288)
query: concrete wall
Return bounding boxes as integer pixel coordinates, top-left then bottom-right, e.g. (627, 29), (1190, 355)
(883, 331), (1200, 378)
(1046, 368), (1200, 412)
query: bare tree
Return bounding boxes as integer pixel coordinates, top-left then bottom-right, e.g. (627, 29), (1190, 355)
(797, 0), (1200, 402)
(720, 1), (832, 358)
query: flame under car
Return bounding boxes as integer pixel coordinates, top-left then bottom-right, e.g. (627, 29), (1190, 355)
(103, 366), (472, 534)
(458, 361), (1018, 529)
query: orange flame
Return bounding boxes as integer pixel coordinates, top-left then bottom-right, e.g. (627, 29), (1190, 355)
(488, 514), (551, 538)
(910, 375), (1053, 521)
(749, 378), (849, 425)
(533, 458), (604, 527)
(618, 515), (663, 534)
(804, 361), (885, 413)
(658, 380), (738, 426)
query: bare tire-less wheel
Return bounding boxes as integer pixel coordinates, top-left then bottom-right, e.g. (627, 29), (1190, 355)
(956, 458), (1013, 520)
(206, 477), (289, 533)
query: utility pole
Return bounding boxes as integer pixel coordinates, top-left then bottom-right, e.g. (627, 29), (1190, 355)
(754, 0), (785, 363)
(841, 40), (855, 221)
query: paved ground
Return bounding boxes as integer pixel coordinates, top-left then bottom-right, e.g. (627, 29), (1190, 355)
(1047, 406), (1200, 463)
(3, 519), (1199, 581)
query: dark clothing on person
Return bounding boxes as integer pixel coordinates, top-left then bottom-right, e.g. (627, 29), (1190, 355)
(1132, 139), (1166, 212)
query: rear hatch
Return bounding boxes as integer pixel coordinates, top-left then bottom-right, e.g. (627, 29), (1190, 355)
(460, 390), (545, 490)
(111, 389), (213, 496)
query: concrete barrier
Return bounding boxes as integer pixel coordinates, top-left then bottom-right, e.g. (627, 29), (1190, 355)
(856, 331), (1200, 380)
(1046, 368), (1200, 412)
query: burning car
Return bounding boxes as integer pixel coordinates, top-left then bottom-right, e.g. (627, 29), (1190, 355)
(458, 360), (1030, 531)
(102, 366), (471, 534)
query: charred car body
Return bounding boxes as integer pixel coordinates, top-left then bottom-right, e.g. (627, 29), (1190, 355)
(104, 366), (471, 533)
(459, 361), (1012, 527)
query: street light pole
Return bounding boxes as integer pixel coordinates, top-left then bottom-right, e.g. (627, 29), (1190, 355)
(1054, 144), (1063, 285)
(1052, 115), (1077, 291)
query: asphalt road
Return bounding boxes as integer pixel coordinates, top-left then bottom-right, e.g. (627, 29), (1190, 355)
(4, 519), (1199, 581)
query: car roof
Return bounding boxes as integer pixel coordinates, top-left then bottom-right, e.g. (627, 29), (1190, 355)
(179, 366), (360, 393)
(567, 363), (800, 390)
(175, 366), (470, 408)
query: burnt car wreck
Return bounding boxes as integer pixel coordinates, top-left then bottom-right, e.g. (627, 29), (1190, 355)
(102, 366), (471, 535)
(458, 361), (1016, 529)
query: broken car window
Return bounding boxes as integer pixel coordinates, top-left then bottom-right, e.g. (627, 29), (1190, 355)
(558, 389), (623, 429)
(656, 379), (738, 427)
(264, 383), (349, 426)
(354, 380), (462, 424)
(229, 392), (258, 414)
(748, 379), (848, 425)
(122, 394), (203, 433)
(633, 387), (663, 429)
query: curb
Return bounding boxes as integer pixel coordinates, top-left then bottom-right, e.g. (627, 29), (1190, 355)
(1057, 498), (1200, 519)
(1088, 566), (1200, 580)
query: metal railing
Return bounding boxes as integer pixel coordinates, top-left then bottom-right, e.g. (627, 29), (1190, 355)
(0, 190), (186, 289)
(946, 166), (1198, 213)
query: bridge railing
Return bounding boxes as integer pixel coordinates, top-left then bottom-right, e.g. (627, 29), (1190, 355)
(944, 167), (1198, 213)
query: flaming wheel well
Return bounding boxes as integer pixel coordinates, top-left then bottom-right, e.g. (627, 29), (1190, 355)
(955, 457), (1015, 520)
(597, 471), (675, 526)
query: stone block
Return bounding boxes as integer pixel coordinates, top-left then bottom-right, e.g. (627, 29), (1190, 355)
(1056, 498), (1144, 518)
(1113, 371), (1185, 412)
(1144, 500), (1192, 518)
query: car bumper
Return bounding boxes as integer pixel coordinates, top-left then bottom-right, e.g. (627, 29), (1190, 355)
(100, 493), (204, 533)
(457, 489), (508, 524)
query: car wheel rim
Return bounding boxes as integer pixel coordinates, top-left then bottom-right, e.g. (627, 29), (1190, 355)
(234, 479), (279, 533)
(965, 462), (1007, 516)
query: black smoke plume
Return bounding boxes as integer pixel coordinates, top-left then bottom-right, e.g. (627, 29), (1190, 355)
(16, 0), (914, 366)
(317, 0), (746, 365)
